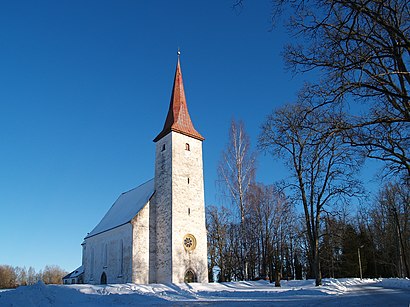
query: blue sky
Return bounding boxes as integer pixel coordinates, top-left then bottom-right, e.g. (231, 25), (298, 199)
(0, 1), (380, 272)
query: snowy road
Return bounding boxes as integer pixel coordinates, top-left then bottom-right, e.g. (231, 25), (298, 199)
(163, 282), (410, 306)
(324, 283), (410, 307)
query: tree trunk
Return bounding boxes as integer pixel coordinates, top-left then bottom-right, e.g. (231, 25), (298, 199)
(314, 242), (322, 286)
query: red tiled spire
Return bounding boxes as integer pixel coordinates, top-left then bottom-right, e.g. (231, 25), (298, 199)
(153, 54), (204, 142)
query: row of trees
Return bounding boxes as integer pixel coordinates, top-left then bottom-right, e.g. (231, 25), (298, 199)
(0, 265), (67, 289)
(208, 120), (409, 285)
(320, 181), (409, 279)
(211, 0), (409, 286)
(208, 181), (299, 285)
(359, 182), (410, 278)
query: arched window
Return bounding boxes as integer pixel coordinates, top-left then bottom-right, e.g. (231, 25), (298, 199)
(100, 272), (107, 285)
(185, 143), (190, 151)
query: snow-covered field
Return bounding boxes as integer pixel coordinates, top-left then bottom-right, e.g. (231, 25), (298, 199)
(0, 278), (409, 306)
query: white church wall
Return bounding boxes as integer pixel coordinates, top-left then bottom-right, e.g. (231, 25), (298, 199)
(171, 132), (208, 283)
(83, 223), (133, 284)
(153, 132), (173, 283)
(148, 190), (157, 283)
(131, 201), (150, 284)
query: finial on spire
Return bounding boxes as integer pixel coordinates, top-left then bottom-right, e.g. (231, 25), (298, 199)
(177, 48), (181, 57)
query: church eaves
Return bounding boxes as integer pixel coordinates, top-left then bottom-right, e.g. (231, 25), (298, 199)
(84, 179), (154, 239)
(153, 55), (204, 142)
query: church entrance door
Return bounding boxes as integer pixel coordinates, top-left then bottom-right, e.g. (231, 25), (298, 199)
(184, 269), (197, 283)
(100, 272), (107, 284)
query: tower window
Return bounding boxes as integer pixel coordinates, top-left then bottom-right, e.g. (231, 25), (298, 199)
(188, 208), (191, 215)
(185, 143), (190, 151)
(162, 144), (166, 151)
(187, 177), (190, 184)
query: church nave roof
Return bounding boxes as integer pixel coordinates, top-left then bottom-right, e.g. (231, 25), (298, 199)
(85, 179), (154, 239)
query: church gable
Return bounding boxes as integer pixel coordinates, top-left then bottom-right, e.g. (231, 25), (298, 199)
(85, 179), (154, 239)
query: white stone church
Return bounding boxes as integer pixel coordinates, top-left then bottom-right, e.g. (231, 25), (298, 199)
(81, 55), (208, 284)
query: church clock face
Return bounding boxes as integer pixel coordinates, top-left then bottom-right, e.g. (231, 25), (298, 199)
(183, 234), (196, 251)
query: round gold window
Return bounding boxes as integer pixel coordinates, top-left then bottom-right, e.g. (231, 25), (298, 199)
(183, 234), (197, 251)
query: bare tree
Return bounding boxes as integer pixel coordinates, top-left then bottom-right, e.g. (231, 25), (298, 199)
(218, 120), (256, 223)
(355, 181), (410, 278)
(218, 120), (256, 280)
(275, 0), (410, 179)
(234, 0), (409, 180)
(247, 183), (295, 286)
(259, 101), (363, 286)
(376, 182), (410, 277)
(207, 205), (232, 282)
(27, 266), (38, 285)
(15, 266), (28, 286)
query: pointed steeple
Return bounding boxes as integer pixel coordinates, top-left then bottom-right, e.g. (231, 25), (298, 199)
(153, 53), (204, 142)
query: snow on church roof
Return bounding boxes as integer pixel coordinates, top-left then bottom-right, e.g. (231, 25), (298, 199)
(85, 179), (154, 239)
(62, 265), (84, 280)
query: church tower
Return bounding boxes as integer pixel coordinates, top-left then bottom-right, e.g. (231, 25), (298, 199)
(150, 54), (208, 283)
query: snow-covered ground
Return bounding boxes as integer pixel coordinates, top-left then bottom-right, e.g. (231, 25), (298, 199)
(0, 278), (409, 306)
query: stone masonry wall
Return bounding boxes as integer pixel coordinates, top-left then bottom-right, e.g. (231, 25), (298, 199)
(131, 201), (150, 284)
(171, 132), (208, 283)
(153, 133), (173, 283)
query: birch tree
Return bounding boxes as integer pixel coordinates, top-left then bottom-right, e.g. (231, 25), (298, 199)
(218, 120), (256, 280)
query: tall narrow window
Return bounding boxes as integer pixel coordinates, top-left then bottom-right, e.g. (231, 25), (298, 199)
(103, 244), (108, 268)
(188, 208), (191, 215)
(187, 177), (190, 184)
(90, 248), (95, 280)
(185, 143), (190, 151)
(162, 144), (166, 151)
(118, 240), (124, 277)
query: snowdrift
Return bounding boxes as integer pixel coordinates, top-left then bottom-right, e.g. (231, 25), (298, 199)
(0, 278), (409, 306)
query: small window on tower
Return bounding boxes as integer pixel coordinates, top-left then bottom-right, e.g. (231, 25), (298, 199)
(187, 177), (190, 184)
(162, 144), (166, 151)
(188, 208), (191, 215)
(185, 143), (190, 151)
